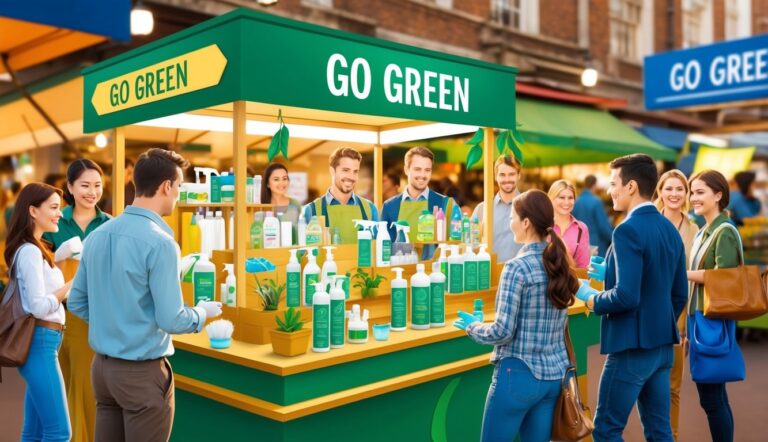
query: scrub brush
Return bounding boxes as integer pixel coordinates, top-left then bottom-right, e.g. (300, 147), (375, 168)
(205, 319), (234, 349)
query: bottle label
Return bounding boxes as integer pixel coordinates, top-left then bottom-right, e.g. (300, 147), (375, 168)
(391, 287), (407, 328)
(331, 299), (345, 346)
(440, 261), (448, 276)
(348, 329), (368, 340)
(382, 240), (391, 263)
(464, 261), (478, 291)
(305, 274), (318, 305)
(287, 271), (301, 307)
(449, 264), (463, 294)
(430, 282), (445, 324)
(478, 260), (490, 290)
(450, 220), (462, 240)
(411, 286), (430, 326)
(358, 238), (372, 267)
(193, 271), (215, 303)
(313, 304), (330, 349)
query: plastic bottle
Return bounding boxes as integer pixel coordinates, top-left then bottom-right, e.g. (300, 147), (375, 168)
(477, 244), (491, 290)
(463, 246), (478, 292)
(450, 210), (462, 240)
(200, 210), (215, 256)
(214, 211), (226, 251)
(436, 207), (446, 241)
(471, 216), (481, 248)
(430, 261), (446, 327)
(410, 263), (431, 330)
(302, 247), (320, 306)
(228, 212), (234, 250)
(353, 220), (376, 267)
(192, 253), (216, 304)
(312, 282), (330, 353)
(391, 221), (412, 257)
(286, 249), (301, 307)
(298, 217), (307, 246)
(461, 212), (471, 245)
(263, 211), (280, 248)
(390, 267), (407, 331)
(321, 246), (337, 281)
(473, 298), (484, 322)
(330, 279), (346, 349)
(253, 175), (262, 204)
(306, 216), (322, 246)
(417, 210), (435, 242)
(182, 212), (201, 256)
(436, 244), (449, 276)
(347, 304), (369, 344)
(448, 245), (464, 294)
(250, 212), (263, 249)
(223, 263), (236, 306)
(376, 221), (391, 267)
(280, 218), (292, 247)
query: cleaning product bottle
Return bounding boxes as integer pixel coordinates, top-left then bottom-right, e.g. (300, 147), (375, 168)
(228, 212), (234, 250)
(182, 212), (201, 255)
(448, 245), (464, 294)
(298, 216), (307, 246)
(195, 167), (220, 203)
(471, 216), (481, 248)
(312, 282), (330, 353)
(302, 247), (320, 306)
(249, 212), (263, 249)
(286, 249), (301, 307)
(200, 210), (215, 256)
(190, 167), (211, 203)
(353, 220), (376, 267)
(417, 210), (435, 242)
(330, 278), (346, 349)
(306, 216), (322, 246)
(436, 244), (449, 276)
(223, 263), (236, 306)
(410, 263), (431, 330)
(436, 207), (446, 241)
(477, 244), (491, 290)
(376, 220), (391, 267)
(450, 210), (462, 240)
(430, 261), (446, 327)
(461, 212), (471, 245)
(347, 304), (369, 344)
(391, 221), (413, 257)
(214, 211), (225, 251)
(473, 298), (484, 322)
(321, 246), (337, 281)
(390, 267), (407, 331)
(463, 245), (478, 292)
(192, 253), (216, 304)
(262, 211), (280, 248)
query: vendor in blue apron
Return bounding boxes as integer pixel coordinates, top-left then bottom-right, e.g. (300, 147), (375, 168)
(381, 147), (460, 259)
(302, 147), (379, 244)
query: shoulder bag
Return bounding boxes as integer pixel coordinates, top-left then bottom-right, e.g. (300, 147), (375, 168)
(551, 321), (594, 442)
(0, 245), (36, 381)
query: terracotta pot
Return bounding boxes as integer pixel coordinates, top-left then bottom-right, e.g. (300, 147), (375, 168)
(270, 328), (311, 357)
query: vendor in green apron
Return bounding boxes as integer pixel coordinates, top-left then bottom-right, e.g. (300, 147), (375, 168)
(381, 147), (461, 259)
(302, 147), (379, 244)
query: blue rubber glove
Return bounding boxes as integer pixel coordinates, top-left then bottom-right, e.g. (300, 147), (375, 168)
(575, 279), (598, 303)
(453, 310), (479, 330)
(587, 256), (607, 282)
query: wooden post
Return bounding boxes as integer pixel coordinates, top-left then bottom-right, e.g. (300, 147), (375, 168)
(111, 127), (126, 215)
(233, 101), (248, 308)
(482, 128), (495, 253)
(373, 135), (383, 209)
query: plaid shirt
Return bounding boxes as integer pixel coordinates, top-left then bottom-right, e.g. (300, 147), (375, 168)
(466, 242), (570, 380)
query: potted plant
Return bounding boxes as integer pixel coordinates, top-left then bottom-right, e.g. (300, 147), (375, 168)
(248, 277), (286, 345)
(255, 277), (285, 311)
(270, 307), (311, 356)
(351, 268), (387, 299)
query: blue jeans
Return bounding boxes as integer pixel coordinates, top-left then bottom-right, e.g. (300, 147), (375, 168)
(696, 382), (733, 442)
(17, 326), (71, 442)
(480, 357), (561, 442)
(594, 345), (674, 442)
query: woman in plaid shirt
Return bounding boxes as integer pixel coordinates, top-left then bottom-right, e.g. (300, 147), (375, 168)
(455, 190), (579, 441)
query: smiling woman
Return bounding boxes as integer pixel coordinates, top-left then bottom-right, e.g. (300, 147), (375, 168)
(548, 179), (590, 268)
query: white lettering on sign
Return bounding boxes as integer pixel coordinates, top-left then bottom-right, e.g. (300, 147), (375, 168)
(672, 49), (768, 92)
(670, 61), (701, 92)
(327, 54), (470, 113)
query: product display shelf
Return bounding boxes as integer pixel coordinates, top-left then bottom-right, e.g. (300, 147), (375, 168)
(176, 202), (275, 211)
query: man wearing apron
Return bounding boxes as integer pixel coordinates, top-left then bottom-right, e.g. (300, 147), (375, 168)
(302, 147), (379, 244)
(381, 147), (461, 259)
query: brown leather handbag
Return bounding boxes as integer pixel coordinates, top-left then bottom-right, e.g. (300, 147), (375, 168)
(0, 246), (36, 381)
(551, 322), (594, 442)
(700, 224), (768, 321)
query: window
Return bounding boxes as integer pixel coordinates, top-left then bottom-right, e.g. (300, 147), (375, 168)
(682, 0), (713, 47)
(490, 0), (538, 33)
(610, 0), (643, 59)
(435, 0), (453, 8)
(724, 0), (751, 40)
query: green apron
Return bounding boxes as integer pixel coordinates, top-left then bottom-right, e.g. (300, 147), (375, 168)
(313, 197), (372, 244)
(398, 197), (454, 243)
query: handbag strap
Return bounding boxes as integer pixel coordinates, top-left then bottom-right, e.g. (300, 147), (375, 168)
(564, 320), (576, 368)
(1, 244), (32, 307)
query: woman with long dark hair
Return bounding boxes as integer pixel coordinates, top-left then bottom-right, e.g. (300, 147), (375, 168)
(5, 183), (72, 441)
(43, 159), (110, 442)
(455, 189), (579, 441)
(261, 162), (301, 225)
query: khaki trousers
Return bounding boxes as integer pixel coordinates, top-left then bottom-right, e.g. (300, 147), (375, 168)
(670, 312), (686, 441)
(91, 354), (174, 442)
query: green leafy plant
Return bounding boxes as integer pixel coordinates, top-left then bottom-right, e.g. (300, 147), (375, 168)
(275, 307), (304, 333)
(465, 125), (525, 170)
(254, 277), (285, 311)
(351, 268), (387, 299)
(267, 109), (290, 161)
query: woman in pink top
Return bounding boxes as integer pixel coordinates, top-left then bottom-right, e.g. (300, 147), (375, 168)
(548, 179), (590, 268)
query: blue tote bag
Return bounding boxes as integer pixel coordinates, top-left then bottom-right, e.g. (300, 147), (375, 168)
(688, 311), (745, 383)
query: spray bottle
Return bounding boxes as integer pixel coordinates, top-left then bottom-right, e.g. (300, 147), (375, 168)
(390, 267), (407, 331)
(321, 246), (337, 281)
(194, 167), (220, 203)
(448, 245), (464, 294)
(312, 282), (330, 353)
(463, 245), (478, 292)
(391, 221), (413, 257)
(302, 247), (320, 306)
(187, 168), (208, 203)
(353, 220), (377, 267)
(330, 278), (346, 349)
(223, 263), (236, 306)
(436, 244), (450, 276)
(430, 261), (446, 327)
(376, 221), (391, 267)
(410, 263), (431, 330)
(286, 249), (301, 307)
(477, 244), (491, 290)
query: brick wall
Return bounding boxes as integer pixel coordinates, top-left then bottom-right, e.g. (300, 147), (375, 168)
(754, 0), (768, 34)
(713, 0), (725, 41)
(589, 0), (610, 65)
(540, 0), (579, 43)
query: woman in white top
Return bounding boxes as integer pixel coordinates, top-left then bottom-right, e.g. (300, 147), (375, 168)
(4, 183), (72, 441)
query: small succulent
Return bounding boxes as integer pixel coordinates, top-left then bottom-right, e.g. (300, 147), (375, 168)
(254, 277), (285, 311)
(275, 307), (304, 333)
(351, 268), (387, 299)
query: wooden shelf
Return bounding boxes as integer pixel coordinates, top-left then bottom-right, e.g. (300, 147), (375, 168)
(177, 202), (275, 210)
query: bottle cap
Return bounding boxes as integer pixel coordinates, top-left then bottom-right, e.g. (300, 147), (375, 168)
(474, 299), (483, 310)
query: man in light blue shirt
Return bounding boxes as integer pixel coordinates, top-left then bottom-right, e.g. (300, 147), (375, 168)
(69, 148), (222, 441)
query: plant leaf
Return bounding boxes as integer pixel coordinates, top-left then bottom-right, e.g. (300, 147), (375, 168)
(496, 130), (508, 155)
(465, 128), (484, 146)
(510, 127), (526, 146)
(267, 135), (280, 162)
(509, 142), (525, 166)
(279, 125), (290, 159)
(465, 144), (482, 170)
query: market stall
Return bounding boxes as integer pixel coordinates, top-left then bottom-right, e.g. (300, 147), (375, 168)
(81, 9), (600, 441)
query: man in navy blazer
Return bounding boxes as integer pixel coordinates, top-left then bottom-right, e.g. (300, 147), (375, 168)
(577, 154), (688, 441)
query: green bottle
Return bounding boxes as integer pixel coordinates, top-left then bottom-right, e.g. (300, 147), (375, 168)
(461, 212), (470, 245)
(249, 212), (263, 249)
(306, 216), (322, 246)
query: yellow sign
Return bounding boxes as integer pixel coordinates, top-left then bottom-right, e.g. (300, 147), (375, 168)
(91, 45), (227, 115)
(692, 145), (755, 179)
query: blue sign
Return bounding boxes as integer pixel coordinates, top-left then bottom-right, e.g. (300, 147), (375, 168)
(644, 34), (768, 110)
